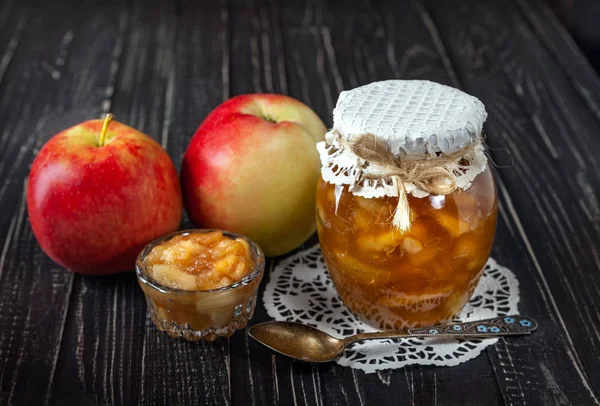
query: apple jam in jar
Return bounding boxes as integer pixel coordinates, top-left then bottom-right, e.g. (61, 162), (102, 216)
(316, 80), (498, 330)
(136, 229), (265, 341)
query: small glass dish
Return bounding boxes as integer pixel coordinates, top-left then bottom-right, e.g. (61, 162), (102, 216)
(136, 229), (265, 341)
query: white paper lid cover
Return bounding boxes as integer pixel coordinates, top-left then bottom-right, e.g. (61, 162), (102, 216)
(332, 80), (487, 155)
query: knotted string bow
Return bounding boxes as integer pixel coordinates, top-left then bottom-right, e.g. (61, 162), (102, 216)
(331, 130), (480, 231)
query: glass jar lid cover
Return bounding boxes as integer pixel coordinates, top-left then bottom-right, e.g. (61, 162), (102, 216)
(331, 80), (486, 156)
(316, 80), (489, 230)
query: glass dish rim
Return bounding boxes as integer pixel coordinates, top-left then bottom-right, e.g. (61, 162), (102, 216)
(136, 228), (265, 295)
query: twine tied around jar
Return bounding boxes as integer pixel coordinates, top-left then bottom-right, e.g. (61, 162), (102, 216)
(330, 130), (481, 232)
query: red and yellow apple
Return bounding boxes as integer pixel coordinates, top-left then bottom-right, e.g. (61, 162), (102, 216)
(27, 115), (182, 275)
(181, 94), (326, 256)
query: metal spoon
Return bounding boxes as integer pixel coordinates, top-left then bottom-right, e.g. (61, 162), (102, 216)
(248, 315), (537, 363)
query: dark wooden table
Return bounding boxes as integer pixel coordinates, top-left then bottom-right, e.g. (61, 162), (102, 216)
(1, 0), (599, 405)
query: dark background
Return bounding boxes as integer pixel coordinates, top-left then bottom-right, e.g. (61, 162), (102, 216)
(548, 0), (600, 71)
(0, 0), (599, 405)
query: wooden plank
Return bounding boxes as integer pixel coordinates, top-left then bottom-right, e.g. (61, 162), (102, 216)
(53, 2), (225, 405)
(135, 3), (232, 405)
(39, 4), (147, 406)
(163, 4), (230, 170)
(0, 0), (30, 91)
(0, 0), (32, 239)
(228, 3), (299, 405)
(227, 2), (360, 405)
(0, 2), (127, 405)
(55, 2), (231, 404)
(230, 2), (287, 96)
(0, 193), (74, 406)
(274, 2), (361, 405)
(514, 0), (600, 124)
(487, 178), (600, 405)
(417, 0), (600, 402)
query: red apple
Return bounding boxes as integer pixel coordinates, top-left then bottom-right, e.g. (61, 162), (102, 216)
(181, 94), (326, 256)
(27, 115), (182, 275)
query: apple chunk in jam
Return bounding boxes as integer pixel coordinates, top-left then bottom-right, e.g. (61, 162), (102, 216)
(137, 230), (264, 341)
(145, 231), (254, 291)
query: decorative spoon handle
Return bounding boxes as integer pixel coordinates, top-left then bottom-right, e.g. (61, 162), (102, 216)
(342, 315), (537, 346)
(406, 315), (537, 337)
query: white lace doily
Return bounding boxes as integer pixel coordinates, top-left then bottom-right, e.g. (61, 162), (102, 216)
(263, 244), (520, 373)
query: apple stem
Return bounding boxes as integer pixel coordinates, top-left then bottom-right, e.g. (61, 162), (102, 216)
(98, 113), (114, 147)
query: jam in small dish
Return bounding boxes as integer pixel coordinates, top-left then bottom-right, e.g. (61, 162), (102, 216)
(136, 229), (265, 341)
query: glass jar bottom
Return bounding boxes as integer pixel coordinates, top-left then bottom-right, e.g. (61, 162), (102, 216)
(325, 252), (485, 330)
(146, 295), (257, 341)
(335, 283), (476, 330)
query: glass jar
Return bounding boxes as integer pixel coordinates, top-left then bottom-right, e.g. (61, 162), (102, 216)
(136, 229), (265, 341)
(316, 166), (497, 330)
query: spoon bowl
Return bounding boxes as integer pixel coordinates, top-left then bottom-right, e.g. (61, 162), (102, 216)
(248, 321), (345, 362)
